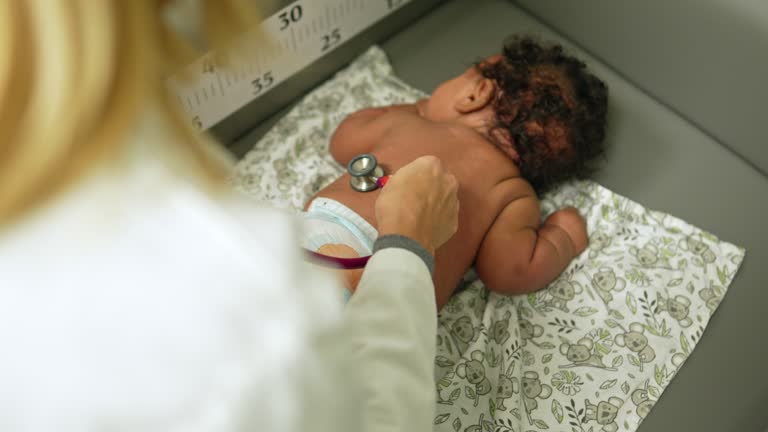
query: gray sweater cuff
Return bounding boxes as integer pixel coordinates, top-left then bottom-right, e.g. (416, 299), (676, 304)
(373, 235), (434, 275)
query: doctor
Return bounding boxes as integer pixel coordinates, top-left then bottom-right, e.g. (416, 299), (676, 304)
(0, 1), (458, 431)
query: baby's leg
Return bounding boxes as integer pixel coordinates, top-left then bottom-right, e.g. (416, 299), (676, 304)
(317, 243), (364, 293)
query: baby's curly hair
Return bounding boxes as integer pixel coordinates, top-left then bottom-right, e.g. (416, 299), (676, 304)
(477, 36), (608, 194)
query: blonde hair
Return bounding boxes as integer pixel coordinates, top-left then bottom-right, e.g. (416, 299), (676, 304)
(0, 0), (261, 226)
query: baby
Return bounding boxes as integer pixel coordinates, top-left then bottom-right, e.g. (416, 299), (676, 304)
(304, 37), (608, 309)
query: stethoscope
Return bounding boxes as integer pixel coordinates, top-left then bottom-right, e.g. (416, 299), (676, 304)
(305, 153), (390, 269)
(347, 153), (391, 192)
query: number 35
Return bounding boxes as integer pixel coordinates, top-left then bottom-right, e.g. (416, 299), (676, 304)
(252, 71), (274, 95)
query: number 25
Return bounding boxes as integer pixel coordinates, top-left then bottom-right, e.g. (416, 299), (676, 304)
(321, 28), (341, 52)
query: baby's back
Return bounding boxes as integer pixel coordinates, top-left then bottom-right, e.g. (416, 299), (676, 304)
(315, 110), (533, 306)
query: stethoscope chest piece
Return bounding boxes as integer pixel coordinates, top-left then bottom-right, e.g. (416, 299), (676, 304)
(348, 154), (385, 192)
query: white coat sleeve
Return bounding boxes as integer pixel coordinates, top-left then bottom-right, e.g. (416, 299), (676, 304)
(343, 247), (437, 432)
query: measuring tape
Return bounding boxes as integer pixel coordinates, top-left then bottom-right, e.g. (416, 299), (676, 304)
(169, 0), (412, 131)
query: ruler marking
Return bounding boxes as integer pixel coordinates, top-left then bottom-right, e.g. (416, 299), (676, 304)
(172, 0), (414, 130)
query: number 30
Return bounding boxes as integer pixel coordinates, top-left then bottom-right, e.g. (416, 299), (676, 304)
(279, 5), (303, 30)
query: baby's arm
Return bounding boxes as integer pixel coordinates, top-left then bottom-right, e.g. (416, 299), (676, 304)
(475, 194), (588, 295)
(330, 104), (420, 166)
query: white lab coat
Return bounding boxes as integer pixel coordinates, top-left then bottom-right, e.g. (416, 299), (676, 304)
(0, 111), (436, 432)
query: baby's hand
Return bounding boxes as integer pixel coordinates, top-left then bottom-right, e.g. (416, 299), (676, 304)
(543, 207), (588, 256)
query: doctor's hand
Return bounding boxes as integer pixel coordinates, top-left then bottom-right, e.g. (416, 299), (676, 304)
(375, 155), (459, 255)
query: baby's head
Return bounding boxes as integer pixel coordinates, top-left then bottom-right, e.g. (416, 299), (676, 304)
(422, 36), (609, 193)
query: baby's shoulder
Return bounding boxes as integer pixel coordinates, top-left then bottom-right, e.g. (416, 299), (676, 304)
(496, 175), (538, 205)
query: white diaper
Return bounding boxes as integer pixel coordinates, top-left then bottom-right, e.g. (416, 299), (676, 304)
(302, 198), (378, 255)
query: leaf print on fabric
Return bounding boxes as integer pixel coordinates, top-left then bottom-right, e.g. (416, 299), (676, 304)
(680, 332), (690, 355)
(667, 278), (684, 287)
(452, 417), (461, 432)
(573, 307), (598, 317)
(654, 364), (669, 387)
(551, 399), (564, 424)
(565, 398), (589, 432)
(611, 355), (623, 368)
(548, 317), (579, 334)
(621, 381), (630, 395)
(599, 379), (617, 390)
(626, 292), (638, 314)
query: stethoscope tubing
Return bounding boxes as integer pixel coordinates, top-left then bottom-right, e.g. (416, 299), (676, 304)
(304, 249), (371, 269)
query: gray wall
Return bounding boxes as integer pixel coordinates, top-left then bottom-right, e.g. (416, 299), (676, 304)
(514, 0), (768, 176)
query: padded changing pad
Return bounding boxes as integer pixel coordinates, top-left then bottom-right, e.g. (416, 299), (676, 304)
(233, 47), (745, 432)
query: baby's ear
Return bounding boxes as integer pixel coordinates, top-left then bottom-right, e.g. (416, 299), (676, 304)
(456, 78), (495, 114)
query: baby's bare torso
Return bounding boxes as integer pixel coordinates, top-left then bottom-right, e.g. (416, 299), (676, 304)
(313, 110), (530, 304)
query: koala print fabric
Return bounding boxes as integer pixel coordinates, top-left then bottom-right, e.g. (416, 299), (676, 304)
(233, 47), (745, 432)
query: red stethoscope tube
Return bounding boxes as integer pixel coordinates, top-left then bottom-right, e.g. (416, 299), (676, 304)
(304, 250), (372, 269)
(375, 175), (391, 188)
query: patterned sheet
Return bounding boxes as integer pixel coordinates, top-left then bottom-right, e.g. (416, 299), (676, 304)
(233, 47), (745, 432)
